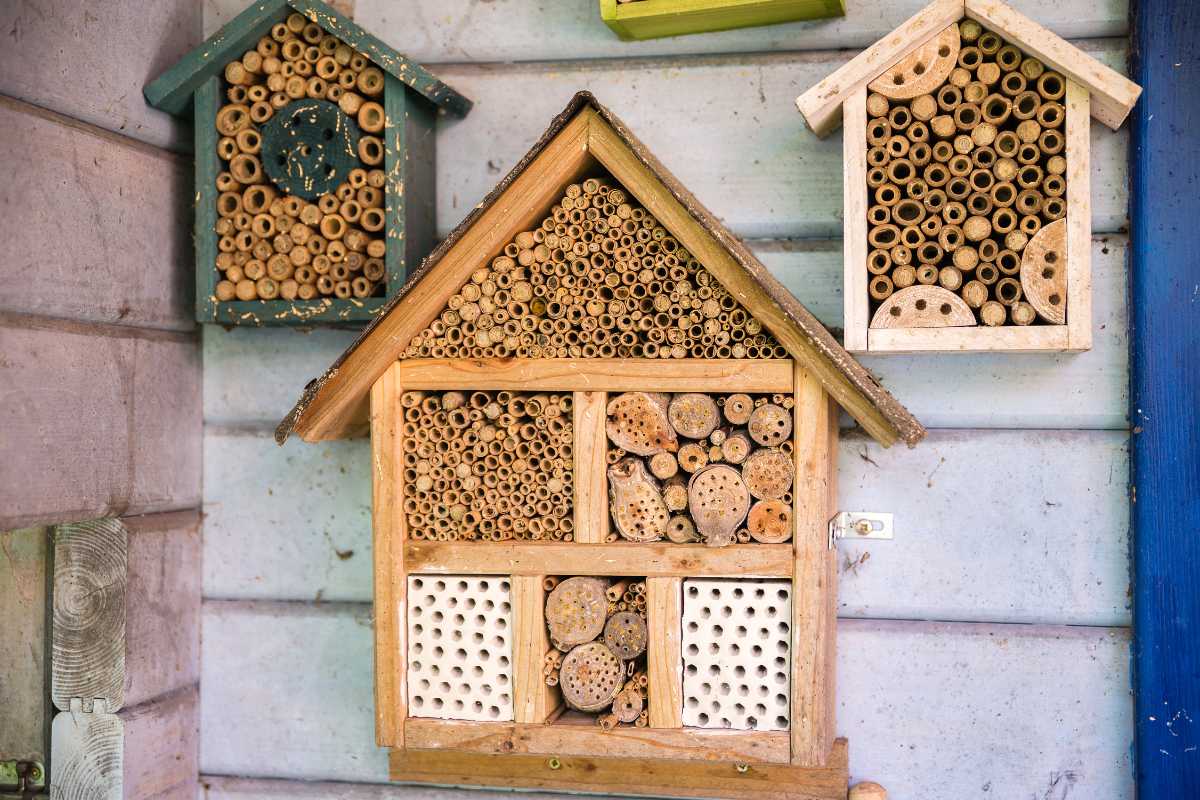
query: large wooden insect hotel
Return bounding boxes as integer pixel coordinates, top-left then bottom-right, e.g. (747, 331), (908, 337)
(796, 0), (1141, 353)
(143, 0), (470, 325)
(276, 93), (925, 798)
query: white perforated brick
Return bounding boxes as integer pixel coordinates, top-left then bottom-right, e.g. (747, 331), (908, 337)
(407, 575), (514, 721)
(681, 578), (791, 731)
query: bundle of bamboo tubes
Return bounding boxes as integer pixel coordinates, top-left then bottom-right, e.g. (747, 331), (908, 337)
(864, 20), (1068, 327)
(403, 177), (785, 360)
(400, 390), (574, 541)
(606, 392), (795, 547)
(213, 12), (386, 303)
(544, 576), (649, 728)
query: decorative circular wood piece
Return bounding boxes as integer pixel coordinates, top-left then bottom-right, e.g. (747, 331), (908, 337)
(608, 458), (669, 542)
(870, 285), (977, 329)
(612, 689), (645, 723)
(722, 393), (754, 425)
(1019, 218), (1068, 324)
(559, 641), (625, 712)
(849, 781), (889, 800)
(667, 393), (720, 439)
(261, 99), (361, 200)
(868, 25), (961, 100)
(747, 403), (793, 447)
(687, 464), (751, 547)
(604, 611), (649, 659)
(741, 448), (794, 501)
(606, 392), (678, 456)
(747, 499), (793, 543)
(546, 577), (609, 651)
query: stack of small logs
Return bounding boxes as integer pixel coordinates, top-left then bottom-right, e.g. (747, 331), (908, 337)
(865, 19), (1070, 328)
(544, 576), (650, 729)
(606, 392), (795, 547)
(404, 178), (784, 360)
(213, 12), (386, 303)
(400, 390), (574, 541)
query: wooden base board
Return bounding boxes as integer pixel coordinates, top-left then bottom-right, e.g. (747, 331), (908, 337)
(390, 738), (848, 800)
(861, 324), (1075, 353)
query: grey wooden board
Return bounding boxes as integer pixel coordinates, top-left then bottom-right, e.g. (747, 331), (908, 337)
(0, 526), (50, 764)
(199, 601), (1132, 798)
(198, 775), (583, 799)
(203, 235), (1128, 431)
(204, 0), (1128, 62)
(0, 0), (201, 153)
(0, 98), (195, 333)
(430, 41), (1129, 242)
(0, 316), (202, 530)
(203, 427), (1128, 627)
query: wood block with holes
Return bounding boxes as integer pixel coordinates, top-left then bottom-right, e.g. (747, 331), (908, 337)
(274, 92), (926, 798)
(796, 0), (1139, 353)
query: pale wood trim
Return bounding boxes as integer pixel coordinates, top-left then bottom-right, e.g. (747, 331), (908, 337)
(842, 85), (869, 353)
(573, 391), (609, 545)
(295, 110), (597, 442)
(647, 577), (683, 728)
(965, 0), (1141, 130)
(370, 363), (406, 747)
(587, 114), (900, 447)
(794, 0), (964, 137)
(1065, 80), (1093, 352)
(405, 718), (791, 764)
(406, 542), (793, 578)
(511, 576), (557, 723)
(789, 366), (837, 766)
(395, 358), (794, 392)
(867, 324), (1068, 352)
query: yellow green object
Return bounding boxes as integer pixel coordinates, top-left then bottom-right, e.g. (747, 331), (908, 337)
(599, 0), (846, 41)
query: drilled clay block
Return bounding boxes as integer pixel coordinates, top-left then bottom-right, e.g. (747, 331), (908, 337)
(666, 514), (699, 543)
(687, 464), (750, 548)
(870, 285), (977, 329)
(606, 392), (677, 455)
(612, 689), (645, 723)
(667, 393), (720, 439)
(677, 442), (709, 473)
(721, 431), (752, 464)
(608, 458), (669, 542)
(1019, 218), (1067, 324)
(747, 403), (793, 447)
(546, 577), (609, 651)
(868, 25), (961, 100)
(723, 394), (754, 425)
(604, 611), (649, 660)
(741, 448), (794, 501)
(559, 641), (625, 713)
(747, 499), (793, 544)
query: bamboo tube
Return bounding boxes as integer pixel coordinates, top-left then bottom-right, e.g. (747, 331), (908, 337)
(869, 275), (894, 301)
(961, 280), (988, 309)
(1011, 301), (1037, 326)
(979, 301), (1006, 326)
(892, 264), (917, 289)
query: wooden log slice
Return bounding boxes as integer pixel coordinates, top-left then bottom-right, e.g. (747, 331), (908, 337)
(648, 451), (679, 480)
(612, 689), (645, 724)
(667, 393), (720, 439)
(1019, 218), (1067, 324)
(603, 611), (649, 660)
(721, 431), (752, 464)
(722, 394), (754, 425)
(747, 499), (794, 543)
(868, 25), (961, 101)
(870, 285), (977, 328)
(662, 478), (689, 512)
(608, 458), (669, 542)
(665, 514), (699, 543)
(741, 448), (795, 501)
(606, 392), (678, 455)
(546, 577), (609, 651)
(559, 641), (625, 713)
(747, 403), (793, 447)
(687, 465), (751, 548)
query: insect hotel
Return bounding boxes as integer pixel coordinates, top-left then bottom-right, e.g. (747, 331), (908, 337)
(276, 93), (924, 798)
(796, 0), (1141, 353)
(143, 0), (470, 325)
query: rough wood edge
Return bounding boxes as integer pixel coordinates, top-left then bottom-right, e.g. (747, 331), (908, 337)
(573, 391), (609, 545)
(843, 86), (869, 352)
(396, 359), (794, 392)
(512, 576), (556, 723)
(1065, 80), (1093, 351)
(867, 324), (1069, 352)
(647, 577), (683, 728)
(195, 77), (219, 324)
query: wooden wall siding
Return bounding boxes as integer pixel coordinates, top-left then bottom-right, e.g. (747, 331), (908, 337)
(0, 0), (201, 152)
(0, 98), (194, 333)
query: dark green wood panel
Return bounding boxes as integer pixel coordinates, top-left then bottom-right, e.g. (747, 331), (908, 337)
(195, 77), (220, 324)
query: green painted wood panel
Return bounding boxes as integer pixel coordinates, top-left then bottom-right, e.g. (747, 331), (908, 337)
(195, 78), (220, 324)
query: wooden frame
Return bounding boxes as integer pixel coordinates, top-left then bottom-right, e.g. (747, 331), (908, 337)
(598, 0), (845, 41)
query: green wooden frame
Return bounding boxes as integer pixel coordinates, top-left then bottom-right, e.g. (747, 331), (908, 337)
(599, 0), (845, 41)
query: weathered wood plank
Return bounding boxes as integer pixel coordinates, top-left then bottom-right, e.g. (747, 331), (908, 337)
(0, 526), (50, 764)
(199, 774), (577, 799)
(200, 601), (1132, 798)
(0, 98), (194, 332)
(206, 0), (1127, 62)
(0, 316), (201, 530)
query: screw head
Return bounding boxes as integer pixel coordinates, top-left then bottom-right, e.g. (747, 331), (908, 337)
(547, 757), (562, 770)
(735, 763), (750, 774)
(28, 764), (43, 781)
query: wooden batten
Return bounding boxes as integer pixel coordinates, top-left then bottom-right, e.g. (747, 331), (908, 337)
(646, 577), (683, 728)
(512, 576), (558, 723)
(573, 391), (610, 545)
(842, 86), (870, 353)
(1064, 81), (1093, 351)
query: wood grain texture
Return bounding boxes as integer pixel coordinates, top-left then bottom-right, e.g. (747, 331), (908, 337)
(397, 359), (793, 392)
(0, 315), (201, 530)
(0, 98), (193, 332)
(0, 0), (201, 151)
(511, 576), (556, 723)
(646, 577), (683, 728)
(0, 526), (50, 763)
(600, 0), (846, 41)
(199, 775), (579, 799)
(867, 325), (1069, 352)
(842, 86), (869, 352)
(572, 391), (609, 545)
(1065, 80), (1093, 351)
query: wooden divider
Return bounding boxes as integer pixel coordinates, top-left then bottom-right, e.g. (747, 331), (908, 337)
(512, 575), (558, 723)
(573, 391), (609, 544)
(646, 577), (683, 728)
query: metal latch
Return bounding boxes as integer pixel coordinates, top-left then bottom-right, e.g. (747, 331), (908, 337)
(0, 760), (45, 794)
(829, 511), (893, 548)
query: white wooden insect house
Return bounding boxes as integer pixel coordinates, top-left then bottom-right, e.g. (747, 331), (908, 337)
(276, 92), (925, 799)
(796, 0), (1141, 353)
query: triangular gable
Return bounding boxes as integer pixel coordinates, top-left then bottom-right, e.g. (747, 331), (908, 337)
(144, 0), (470, 117)
(275, 92), (926, 448)
(795, 0), (1140, 137)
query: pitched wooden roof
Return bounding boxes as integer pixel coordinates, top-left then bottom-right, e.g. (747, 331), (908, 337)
(144, 0), (470, 117)
(276, 92), (926, 448)
(795, 0), (1140, 137)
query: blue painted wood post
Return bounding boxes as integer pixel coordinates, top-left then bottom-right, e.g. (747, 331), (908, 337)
(1131, 0), (1200, 794)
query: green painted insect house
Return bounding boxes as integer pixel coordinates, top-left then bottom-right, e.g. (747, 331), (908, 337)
(144, 0), (471, 325)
